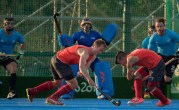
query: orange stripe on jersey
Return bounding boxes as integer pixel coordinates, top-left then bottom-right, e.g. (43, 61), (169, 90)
(56, 45), (94, 65)
(128, 49), (162, 69)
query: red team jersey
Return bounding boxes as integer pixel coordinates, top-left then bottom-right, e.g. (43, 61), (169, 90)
(128, 49), (162, 69)
(56, 45), (94, 65)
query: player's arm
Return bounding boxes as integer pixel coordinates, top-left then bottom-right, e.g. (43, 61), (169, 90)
(17, 33), (26, 51)
(85, 56), (96, 69)
(16, 34), (26, 59)
(71, 32), (78, 45)
(172, 31), (179, 43)
(77, 48), (95, 86)
(148, 35), (157, 52)
(19, 42), (26, 51)
(126, 56), (139, 80)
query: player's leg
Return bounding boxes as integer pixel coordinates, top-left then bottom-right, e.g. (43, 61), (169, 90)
(164, 58), (177, 83)
(60, 64), (78, 99)
(148, 82), (171, 107)
(141, 68), (151, 99)
(128, 67), (149, 106)
(26, 58), (62, 102)
(26, 55), (62, 102)
(92, 59), (114, 100)
(148, 60), (171, 107)
(2, 57), (18, 99)
(44, 55), (77, 105)
(159, 55), (176, 96)
(46, 78), (77, 105)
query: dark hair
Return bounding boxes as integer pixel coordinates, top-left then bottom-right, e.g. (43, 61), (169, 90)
(149, 25), (155, 30)
(148, 25), (156, 34)
(115, 51), (127, 64)
(155, 17), (165, 25)
(4, 17), (14, 21)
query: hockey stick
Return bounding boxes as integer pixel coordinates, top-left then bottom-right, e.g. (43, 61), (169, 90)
(95, 86), (121, 106)
(53, 13), (74, 47)
(53, 13), (62, 35)
(142, 56), (178, 81)
(0, 54), (17, 57)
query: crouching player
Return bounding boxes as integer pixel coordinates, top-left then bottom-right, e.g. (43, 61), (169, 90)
(115, 49), (171, 107)
(26, 39), (107, 105)
(58, 17), (116, 99)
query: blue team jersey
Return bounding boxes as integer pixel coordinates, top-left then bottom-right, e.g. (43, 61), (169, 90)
(142, 36), (150, 49)
(0, 29), (25, 54)
(72, 30), (102, 47)
(148, 29), (179, 56)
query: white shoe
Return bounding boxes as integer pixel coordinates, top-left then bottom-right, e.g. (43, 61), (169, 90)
(97, 95), (107, 100)
(7, 91), (17, 99)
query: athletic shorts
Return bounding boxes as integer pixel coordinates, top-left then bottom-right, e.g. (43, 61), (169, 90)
(148, 59), (165, 82)
(158, 54), (178, 78)
(50, 55), (75, 81)
(0, 57), (17, 69)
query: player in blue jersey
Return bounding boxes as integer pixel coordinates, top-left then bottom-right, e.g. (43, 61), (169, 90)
(72, 18), (102, 47)
(0, 17), (26, 99)
(148, 17), (179, 96)
(142, 25), (155, 49)
(72, 17), (102, 72)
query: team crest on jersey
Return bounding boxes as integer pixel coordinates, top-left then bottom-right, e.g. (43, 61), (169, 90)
(80, 36), (85, 39)
(91, 37), (95, 40)
(167, 39), (171, 43)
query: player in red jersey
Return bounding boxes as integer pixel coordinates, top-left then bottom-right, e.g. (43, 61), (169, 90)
(115, 49), (171, 107)
(26, 39), (107, 105)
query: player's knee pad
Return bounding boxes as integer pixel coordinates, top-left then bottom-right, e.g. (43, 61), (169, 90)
(94, 61), (114, 97)
(60, 64), (78, 99)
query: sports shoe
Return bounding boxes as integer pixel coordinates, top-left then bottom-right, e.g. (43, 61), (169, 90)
(97, 94), (107, 100)
(7, 91), (17, 99)
(46, 97), (64, 105)
(128, 97), (144, 106)
(156, 99), (171, 107)
(26, 88), (36, 102)
(144, 92), (151, 99)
